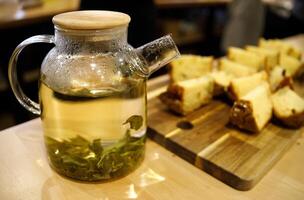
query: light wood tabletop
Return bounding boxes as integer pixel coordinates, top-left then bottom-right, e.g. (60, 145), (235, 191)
(0, 35), (304, 199)
(0, 0), (80, 29)
(0, 118), (303, 200)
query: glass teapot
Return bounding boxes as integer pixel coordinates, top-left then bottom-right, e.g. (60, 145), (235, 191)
(8, 11), (179, 181)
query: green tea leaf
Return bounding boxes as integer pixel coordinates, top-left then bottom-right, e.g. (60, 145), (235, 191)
(45, 127), (145, 181)
(123, 115), (143, 130)
(89, 139), (103, 156)
(61, 155), (88, 167)
(69, 135), (90, 147)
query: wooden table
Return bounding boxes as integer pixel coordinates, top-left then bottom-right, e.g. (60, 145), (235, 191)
(0, 0), (80, 29)
(1, 35), (304, 199)
(0, 119), (303, 200)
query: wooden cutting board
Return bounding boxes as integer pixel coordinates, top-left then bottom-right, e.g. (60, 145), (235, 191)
(146, 75), (303, 191)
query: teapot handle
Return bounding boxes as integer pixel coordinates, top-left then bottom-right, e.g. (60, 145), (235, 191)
(8, 35), (54, 115)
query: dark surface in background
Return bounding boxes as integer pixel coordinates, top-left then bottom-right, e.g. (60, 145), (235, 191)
(264, 7), (304, 39)
(158, 6), (227, 56)
(80, 0), (158, 47)
(0, 2), (303, 131)
(0, 21), (54, 128)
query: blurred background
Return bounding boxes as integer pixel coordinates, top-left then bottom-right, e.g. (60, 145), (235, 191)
(0, 0), (303, 130)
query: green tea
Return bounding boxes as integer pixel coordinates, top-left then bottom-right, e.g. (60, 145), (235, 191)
(39, 80), (146, 181)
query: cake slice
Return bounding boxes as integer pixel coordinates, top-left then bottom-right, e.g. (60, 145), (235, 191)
(272, 87), (304, 128)
(209, 71), (233, 96)
(230, 82), (273, 132)
(159, 75), (214, 115)
(219, 58), (257, 77)
(259, 38), (301, 60)
(228, 47), (264, 70)
(268, 66), (293, 92)
(279, 54), (302, 76)
(246, 45), (279, 71)
(228, 71), (268, 100)
(169, 55), (213, 83)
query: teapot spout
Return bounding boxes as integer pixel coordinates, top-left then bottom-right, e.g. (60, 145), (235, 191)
(136, 34), (180, 76)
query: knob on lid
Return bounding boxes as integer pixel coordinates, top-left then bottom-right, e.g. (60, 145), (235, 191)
(52, 10), (131, 30)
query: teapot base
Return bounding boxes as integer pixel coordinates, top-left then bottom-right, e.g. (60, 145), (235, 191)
(45, 135), (146, 182)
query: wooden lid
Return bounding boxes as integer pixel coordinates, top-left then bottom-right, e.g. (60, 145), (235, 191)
(52, 10), (131, 30)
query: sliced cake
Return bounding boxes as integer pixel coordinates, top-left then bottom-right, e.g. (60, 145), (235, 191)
(272, 87), (304, 128)
(228, 47), (264, 70)
(246, 45), (279, 71)
(230, 82), (273, 132)
(159, 75), (214, 115)
(210, 71), (234, 96)
(219, 58), (257, 77)
(259, 38), (301, 60)
(279, 54), (302, 76)
(169, 55), (213, 83)
(228, 71), (268, 100)
(268, 66), (293, 92)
